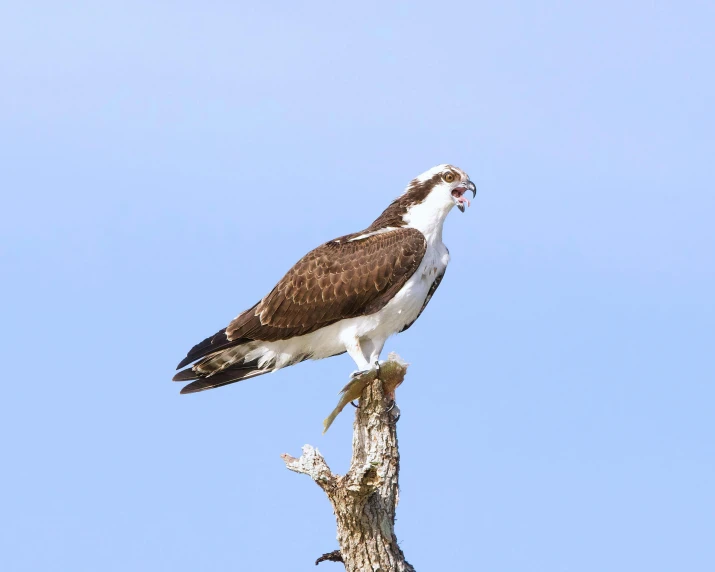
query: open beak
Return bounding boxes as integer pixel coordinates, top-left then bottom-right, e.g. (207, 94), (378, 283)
(453, 180), (477, 213)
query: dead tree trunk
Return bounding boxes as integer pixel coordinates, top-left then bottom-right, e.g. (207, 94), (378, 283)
(282, 354), (415, 571)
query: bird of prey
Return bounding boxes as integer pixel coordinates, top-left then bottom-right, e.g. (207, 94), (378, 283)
(174, 164), (476, 394)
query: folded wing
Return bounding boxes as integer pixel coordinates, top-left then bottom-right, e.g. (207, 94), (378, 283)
(174, 228), (427, 380)
(224, 227), (427, 342)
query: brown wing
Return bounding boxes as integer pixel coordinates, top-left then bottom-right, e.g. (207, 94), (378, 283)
(225, 228), (427, 342)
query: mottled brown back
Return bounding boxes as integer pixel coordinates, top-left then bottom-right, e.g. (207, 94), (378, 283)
(225, 228), (427, 342)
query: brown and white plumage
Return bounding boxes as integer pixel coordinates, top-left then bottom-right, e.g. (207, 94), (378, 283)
(173, 164), (476, 393)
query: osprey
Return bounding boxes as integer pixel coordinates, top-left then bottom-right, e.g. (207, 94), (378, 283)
(174, 164), (476, 394)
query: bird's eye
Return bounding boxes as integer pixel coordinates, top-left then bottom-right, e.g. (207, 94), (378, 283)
(443, 172), (455, 183)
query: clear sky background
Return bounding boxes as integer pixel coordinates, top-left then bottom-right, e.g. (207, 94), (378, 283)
(1, 1), (714, 570)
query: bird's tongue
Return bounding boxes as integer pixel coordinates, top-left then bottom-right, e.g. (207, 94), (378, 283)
(453, 189), (471, 212)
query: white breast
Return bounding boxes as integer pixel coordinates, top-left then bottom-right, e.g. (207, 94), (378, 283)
(375, 239), (449, 329)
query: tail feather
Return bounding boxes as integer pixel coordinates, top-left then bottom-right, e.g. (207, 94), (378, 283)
(172, 368), (200, 382)
(176, 328), (250, 370)
(173, 322), (314, 393)
(179, 367), (268, 394)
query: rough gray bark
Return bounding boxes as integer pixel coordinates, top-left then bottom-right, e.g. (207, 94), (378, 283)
(282, 354), (415, 571)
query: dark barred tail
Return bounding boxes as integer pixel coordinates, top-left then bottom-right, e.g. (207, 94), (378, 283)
(173, 316), (267, 393)
(174, 362), (269, 394)
(176, 328), (242, 370)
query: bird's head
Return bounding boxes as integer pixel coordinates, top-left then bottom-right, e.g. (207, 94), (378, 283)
(404, 164), (477, 214)
(368, 164), (477, 234)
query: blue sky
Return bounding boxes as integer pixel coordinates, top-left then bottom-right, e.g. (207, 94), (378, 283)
(1, 1), (714, 570)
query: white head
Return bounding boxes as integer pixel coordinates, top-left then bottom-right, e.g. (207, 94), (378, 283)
(405, 164), (476, 213)
(367, 164), (476, 239)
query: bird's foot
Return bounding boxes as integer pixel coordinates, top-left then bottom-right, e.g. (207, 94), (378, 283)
(349, 360), (382, 381)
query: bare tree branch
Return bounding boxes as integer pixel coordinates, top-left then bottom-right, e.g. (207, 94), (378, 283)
(281, 445), (336, 493)
(315, 550), (344, 566)
(282, 353), (416, 571)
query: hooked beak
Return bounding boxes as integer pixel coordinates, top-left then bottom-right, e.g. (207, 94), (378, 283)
(452, 179), (477, 213)
(463, 180), (477, 197)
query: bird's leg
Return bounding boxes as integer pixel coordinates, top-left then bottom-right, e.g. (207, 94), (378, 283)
(345, 337), (391, 408)
(345, 337), (372, 380)
(362, 337), (386, 378)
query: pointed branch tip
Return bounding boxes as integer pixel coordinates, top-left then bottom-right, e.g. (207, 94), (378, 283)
(281, 445), (336, 488)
